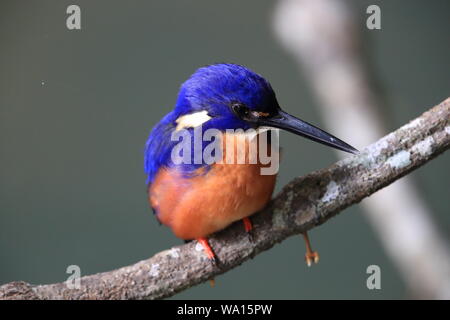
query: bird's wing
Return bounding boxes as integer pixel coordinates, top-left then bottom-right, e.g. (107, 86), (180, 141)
(144, 112), (177, 185)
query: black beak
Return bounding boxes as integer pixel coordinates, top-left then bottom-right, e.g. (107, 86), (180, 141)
(258, 110), (358, 154)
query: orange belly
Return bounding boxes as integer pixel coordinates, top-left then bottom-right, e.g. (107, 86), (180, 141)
(148, 132), (278, 239)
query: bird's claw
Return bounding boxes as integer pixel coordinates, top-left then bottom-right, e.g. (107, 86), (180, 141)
(305, 251), (320, 267)
(197, 238), (217, 261)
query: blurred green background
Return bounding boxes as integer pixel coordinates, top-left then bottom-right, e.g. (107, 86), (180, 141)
(0, 0), (449, 299)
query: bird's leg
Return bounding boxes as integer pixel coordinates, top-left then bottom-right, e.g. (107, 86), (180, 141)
(243, 217), (253, 232)
(196, 237), (216, 287)
(302, 232), (319, 267)
(197, 237), (216, 261)
(242, 217), (256, 242)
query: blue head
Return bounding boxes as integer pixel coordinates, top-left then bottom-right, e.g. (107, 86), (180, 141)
(145, 63), (357, 183)
(172, 64), (357, 151)
(174, 63), (280, 131)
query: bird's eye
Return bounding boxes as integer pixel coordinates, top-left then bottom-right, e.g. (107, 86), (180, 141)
(231, 103), (250, 119)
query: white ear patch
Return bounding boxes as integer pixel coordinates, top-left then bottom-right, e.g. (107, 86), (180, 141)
(175, 111), (212, 131)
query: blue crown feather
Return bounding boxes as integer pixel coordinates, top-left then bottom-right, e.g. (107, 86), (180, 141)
(144, 63), (279, 184)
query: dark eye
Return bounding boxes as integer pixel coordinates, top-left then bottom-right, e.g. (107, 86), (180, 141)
(231, 103), (250, 118)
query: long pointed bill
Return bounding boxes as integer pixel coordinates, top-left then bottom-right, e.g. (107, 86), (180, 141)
(259, 110), (358, 154)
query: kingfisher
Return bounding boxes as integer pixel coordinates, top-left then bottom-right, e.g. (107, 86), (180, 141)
(144, 63), (357, 266)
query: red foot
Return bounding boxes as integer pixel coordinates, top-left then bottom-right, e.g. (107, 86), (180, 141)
(302, 232), (320, 267)
(243, 217), (253, 233)
(197, 237), (216, 260)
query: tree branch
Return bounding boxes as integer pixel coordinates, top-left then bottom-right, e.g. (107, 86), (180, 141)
(273, 0), (450, 299)
(1, 98), (449, 300)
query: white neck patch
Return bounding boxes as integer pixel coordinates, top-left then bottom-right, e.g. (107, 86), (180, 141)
(175, 111), (212, 131)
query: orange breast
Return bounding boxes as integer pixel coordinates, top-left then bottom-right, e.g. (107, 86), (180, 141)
(148, 132), (278, 240)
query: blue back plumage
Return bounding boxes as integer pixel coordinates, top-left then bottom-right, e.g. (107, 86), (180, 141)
(144, 111), (178, 184)
(144, 63), (279, 184)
